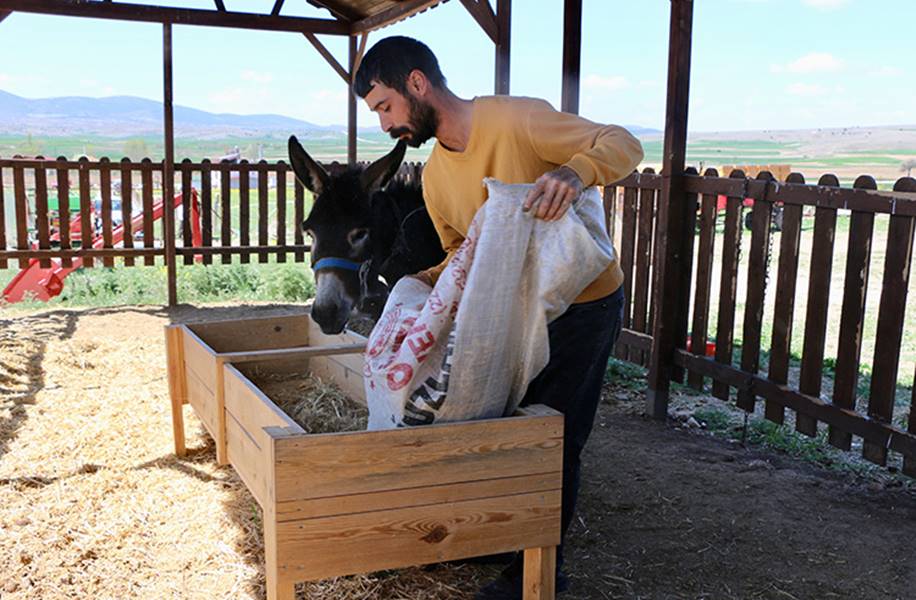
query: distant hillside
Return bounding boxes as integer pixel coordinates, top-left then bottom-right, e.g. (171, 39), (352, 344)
(0, 90), (362, 138)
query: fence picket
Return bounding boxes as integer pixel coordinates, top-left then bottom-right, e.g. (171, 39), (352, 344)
(120, 159), (134, 267)
(616, 181), (638, 360)
(99, 158), (113, 268)
(141, 159), (155, 266)
(767, 173), (806, 423)
(239, 160), (250, 264)
(863, 177), (916, 465)
(34, 163), (51, 269)
(688, 168), (719, 390)
(0, 165), (6, 269)
(220, 166), (231, 265)
(258, 160), (269, 264)
(55, 159), (73, 268)
(797, 174), (840, 436)
(712, 169), (745, 400)
(829, 175), (877, 450)
(632, 167), (656, 366)
(201, 159), (213, 265)
(276, 163), (287, 264)
(737, 171), (774, 411)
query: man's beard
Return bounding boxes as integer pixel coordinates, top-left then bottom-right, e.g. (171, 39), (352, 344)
(389, 95), (438, 148)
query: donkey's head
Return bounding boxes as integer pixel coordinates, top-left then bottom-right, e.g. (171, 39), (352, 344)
(289, 135), (407, 334)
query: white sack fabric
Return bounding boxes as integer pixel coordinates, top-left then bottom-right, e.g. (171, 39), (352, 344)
(364, 178), (614, 430)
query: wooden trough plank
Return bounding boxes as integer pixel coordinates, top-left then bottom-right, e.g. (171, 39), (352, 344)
(616, 183), (638, 360)
(181, 326), (218, 393)
(225, 410), (269, 507)
(766, 173), (806, 423)
(218, 342), (366, 364)
(273, 490), (561, 583)
(797, 174), (840, 436)
(688, 168), (719, 389)
(712, 170), (745, 400)
(863, 215), (915, 464)
(187, 313), (311, 354)
(271, 412), (563, 502)
(34, 164), (51, 268)
(275, 471), (561, 522)
(830, 175), (877, 450)
(223, 364), (302, 444)
(185, 366), (219, 439)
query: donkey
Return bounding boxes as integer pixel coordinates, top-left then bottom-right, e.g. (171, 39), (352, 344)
(288, 136), (445, 334)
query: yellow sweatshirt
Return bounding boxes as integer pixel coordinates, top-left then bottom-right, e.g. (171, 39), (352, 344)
(418, 95), (644, 303)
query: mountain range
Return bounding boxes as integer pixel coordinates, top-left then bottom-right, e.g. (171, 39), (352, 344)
(0, 90), (660, 138)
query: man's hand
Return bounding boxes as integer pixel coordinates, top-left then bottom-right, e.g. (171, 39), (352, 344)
(523, 166), (584, 221)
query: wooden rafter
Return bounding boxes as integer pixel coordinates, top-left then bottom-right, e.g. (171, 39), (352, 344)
(0, 9), (11, 24)
(351, 0), (442, 34)
(304, 32), (350, 83)
(352, 32), (369, 82)
(271, 0), (285, 17)
(459, 0), (497, 43)
(0, 0), (349, 34)
(213, 0), (225, 11)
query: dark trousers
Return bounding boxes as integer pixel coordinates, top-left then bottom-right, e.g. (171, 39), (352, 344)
(519, 285), (625, 569)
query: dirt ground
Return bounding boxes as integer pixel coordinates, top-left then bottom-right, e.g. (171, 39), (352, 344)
(1, 304), (914, 600)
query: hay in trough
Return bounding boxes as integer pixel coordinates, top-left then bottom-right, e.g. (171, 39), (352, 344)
(251, 370), (368, 434)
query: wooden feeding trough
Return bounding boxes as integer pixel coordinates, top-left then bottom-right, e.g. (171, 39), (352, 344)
(164, 311), (564, 600)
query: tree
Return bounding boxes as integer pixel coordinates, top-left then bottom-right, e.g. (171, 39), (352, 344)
(123, 138), (150, 160)
(902, 158), (916, 178)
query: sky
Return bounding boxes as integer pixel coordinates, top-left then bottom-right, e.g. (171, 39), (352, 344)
(0, 0), (912, 133)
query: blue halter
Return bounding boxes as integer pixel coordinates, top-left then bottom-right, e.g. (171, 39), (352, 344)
(313, 257), (363, 272)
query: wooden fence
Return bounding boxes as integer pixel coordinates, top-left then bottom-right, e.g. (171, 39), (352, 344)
(605, 167), (916, 476)
(3, 155), (916, 476)
(0, 156), (422, 272)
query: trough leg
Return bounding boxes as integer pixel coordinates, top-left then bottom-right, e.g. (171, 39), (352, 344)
(214, 358), (229, 466)
(265, 512), (294, 600)
(523, 546), (556, 600)
(164, 326), (187, 457)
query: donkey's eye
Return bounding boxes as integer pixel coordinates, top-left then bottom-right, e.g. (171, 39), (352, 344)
(348, 228), (369, 247)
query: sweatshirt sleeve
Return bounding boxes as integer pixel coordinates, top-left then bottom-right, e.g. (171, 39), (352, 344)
(415, 196), (464, 286)
(526, 99), (644, 187)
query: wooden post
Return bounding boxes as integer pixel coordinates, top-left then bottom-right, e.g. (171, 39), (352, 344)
(348, 34), (357, 166)
(164, 325), (187, 457)
(163, 23), (177, 306)
(560, 0), (581, 114)
(494, 0), (511, 94)
(646, 0), (694, 420)
(523, 546), (556, 600)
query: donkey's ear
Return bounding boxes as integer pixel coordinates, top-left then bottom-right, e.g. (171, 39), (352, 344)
(288, 135), (329, 195)
(361, 140), (407, 193)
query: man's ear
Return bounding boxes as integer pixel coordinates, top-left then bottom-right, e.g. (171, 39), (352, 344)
(288, 135), (329, 195)
(407, 69), (429, 97)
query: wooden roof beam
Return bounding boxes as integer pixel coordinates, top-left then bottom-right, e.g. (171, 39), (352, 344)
(459, 0), (497, 43)
(0, 0), (350, 34)
(350, 0), (442, 35)
(303, 32), (350, 84)
(0, 9), (11, 24)
(271, 0), (285, 16)
(213, 0), (225, 11)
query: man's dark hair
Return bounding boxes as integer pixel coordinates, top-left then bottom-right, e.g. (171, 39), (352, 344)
(354, 36), (446, 98)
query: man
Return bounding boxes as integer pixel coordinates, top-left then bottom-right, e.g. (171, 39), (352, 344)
(354, 36), (643, 599)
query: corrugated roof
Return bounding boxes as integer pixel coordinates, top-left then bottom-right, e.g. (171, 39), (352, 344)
(308, 0), (448, 33)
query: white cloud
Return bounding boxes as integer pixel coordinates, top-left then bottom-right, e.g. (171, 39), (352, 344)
(786, 82), (827, 97)
(803, 0), (849, 9)
(772, 52), (844, 74)
(207, 87), (272, 114)
(871, 66), (903, 77)
(310, 89), (348, 103)
(583, 75), (629, 93)
(241, 70), (274, 84)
